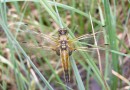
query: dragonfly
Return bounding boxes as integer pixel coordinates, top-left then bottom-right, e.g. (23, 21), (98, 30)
(11, 23), (105, 83)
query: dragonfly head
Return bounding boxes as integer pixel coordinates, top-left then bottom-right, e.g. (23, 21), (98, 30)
(58, 28), (68, 35)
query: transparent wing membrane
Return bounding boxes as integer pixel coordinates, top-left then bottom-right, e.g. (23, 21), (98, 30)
(71, 30), (103, 43)
(19, 29), (57, 43)
(9, 23), (58, 51)
(20, 42), (54, 51)
(9, 22), (107, 55)
(75, 43), (109, 52)
(72, 31), (108, 52)
(9, 22), (57, 44)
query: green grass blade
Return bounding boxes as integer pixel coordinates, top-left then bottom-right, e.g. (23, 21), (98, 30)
(103, 0), (119, 89)
(0, 22), (54, 90)
(0, 5), (54, 89)
(48, 1), (102, 26)
(70, 56), (85, 90)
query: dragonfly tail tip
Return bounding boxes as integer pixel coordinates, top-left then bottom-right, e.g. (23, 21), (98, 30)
(64, 70), (70, 83)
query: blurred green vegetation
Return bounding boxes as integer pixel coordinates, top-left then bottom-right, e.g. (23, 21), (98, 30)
(0, 0), (130, 90)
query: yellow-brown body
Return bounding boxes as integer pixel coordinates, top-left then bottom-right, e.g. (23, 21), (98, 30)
(54, 29), (74, 82)
(60, 50), (70, 82)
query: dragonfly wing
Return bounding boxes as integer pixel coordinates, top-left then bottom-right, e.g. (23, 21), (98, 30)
(20, 42), (55, 51)
(75, 44), (109, 52)
(16, 30), (57, 52)
(9, 22), (58, 45)
(71, 30), (104, 43)
(9, 23), (59, 52)
(71, 30), (108, 52)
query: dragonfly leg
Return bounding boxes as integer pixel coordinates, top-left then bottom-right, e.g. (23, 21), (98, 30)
(52, 47), (61, 56)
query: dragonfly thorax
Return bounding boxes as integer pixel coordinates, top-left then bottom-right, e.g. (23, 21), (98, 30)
(55, 29), (73, 56)
(55, 40), (73, 56)
(60, 41), (67, 50)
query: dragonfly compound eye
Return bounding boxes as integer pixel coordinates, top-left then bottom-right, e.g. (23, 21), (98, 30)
(58, 29), (68, 35)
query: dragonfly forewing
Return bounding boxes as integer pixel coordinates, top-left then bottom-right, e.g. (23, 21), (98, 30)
(69, 30), (108, 53)
(12, 25), (60, 52)
(71, 30), (104, 43)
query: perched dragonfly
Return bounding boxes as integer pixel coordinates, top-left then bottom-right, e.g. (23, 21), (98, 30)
(12, 23), (105, 83)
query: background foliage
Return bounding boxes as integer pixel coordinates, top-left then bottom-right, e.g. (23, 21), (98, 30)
(0, 0), (130, 90)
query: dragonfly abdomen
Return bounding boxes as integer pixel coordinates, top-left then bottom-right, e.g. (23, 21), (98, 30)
(64, 70), (70, 82)
(61, 50), (70, 82)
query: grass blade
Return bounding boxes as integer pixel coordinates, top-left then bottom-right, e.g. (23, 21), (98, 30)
(103, 0), (119, 89)
(70, 56), (85, 90)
